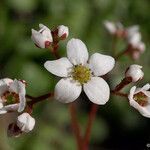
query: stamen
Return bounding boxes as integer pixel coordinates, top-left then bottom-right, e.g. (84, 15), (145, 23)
(133, 92), (148, 107)
(2, 92), (19, 105)
(72, 65), (91, 84)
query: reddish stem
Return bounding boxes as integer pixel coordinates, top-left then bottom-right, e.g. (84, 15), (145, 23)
(111, 91), (128, 98)
(113, 77), (132, 92)
(69, 103), (82, 150)
(82, 104), (98, 150)
(26, 93), (54, 106)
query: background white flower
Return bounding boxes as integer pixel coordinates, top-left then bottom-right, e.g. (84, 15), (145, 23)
(44, 38), (115, 105)
(31, 24), (53, 48)
(128, 84), (150, 118)
(17, 113), (35, 133)
(0, 79), (26, 114)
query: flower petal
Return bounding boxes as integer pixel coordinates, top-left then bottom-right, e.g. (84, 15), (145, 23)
(9, 80), (26, 95)
(4, 104), (19, 112)
(129, 99), (150, 118)
(44, 57), (73, 77)
(54, 78), (82, 103)
(89, 53), (115, 76)
(67, 38), (89, 65)
(18, 94), (26, 112)
(83, 77), (110, 105)
(0, 108), (7, 114)
(31, 29), (46, 48)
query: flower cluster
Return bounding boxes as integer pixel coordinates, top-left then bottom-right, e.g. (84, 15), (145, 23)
(104, 21), (145, 60)
(114, 63), (150, 118)
(31, 24), (69, 49)
(0, 21), (149, 140)
(0, 78), (35, 136)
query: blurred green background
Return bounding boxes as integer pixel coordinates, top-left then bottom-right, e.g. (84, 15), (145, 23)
(0, 0), (150, 149)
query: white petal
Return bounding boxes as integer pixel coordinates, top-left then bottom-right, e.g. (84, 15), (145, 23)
(9, 80), (26, 95)
(54, 78), (82, 103)
(67, 38), (89, 65)
(104, 21), (116, 34)
(126, 25), (139, 36)
(129, 99), (150, 118)
(83, 77), (110, 105)
(1, 78), (13, 86)
(125, 64), (144, 83)
(141, 84), (150, 91)
(0, 108), (7, 114)
(0, 84), (8, 96)
(57, 25), (69, 38)
(44, 58), (73, 77)
(17, 113), (35, 133)
(128, 32), (141, 46)
(0, 102), (3, 109)
(18, 94), (26, 112)
(5, 104), (19, 111)
(31, 29), (47, 48)
(39, 24), (53, 42)
(128, 86), (136, 101)
(89, 53), (115, 76)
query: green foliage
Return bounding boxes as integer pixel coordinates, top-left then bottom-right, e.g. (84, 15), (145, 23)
(0, 0), (150, 149)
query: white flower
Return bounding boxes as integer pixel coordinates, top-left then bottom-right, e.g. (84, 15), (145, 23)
(125, 25), (139, 38)
(125, 64), (144, 82)
(31, 24), (53, 48)
(128, 84), (150, 118)
(0, 79), (26, 114)
(104, 21), (124, 35)
(44, 38), (115, 105)
(17, 113), (35, 133)
(104, 21), (117, 34)
(57, 25), (69, 39)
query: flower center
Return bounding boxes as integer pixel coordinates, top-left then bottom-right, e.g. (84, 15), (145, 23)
(72, 64), (91, 84)
(2, 91), (19, 105)
(133, 92), (148, 107)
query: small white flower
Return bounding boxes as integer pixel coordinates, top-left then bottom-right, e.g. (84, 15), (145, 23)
(125, 64), (144, 82)
(57, 25), (69, 39)
(104, 21), (117, 34)
(0, 79), (26, 114)
(125, 25), (139, 38)
(128, 84), (150, 118)
(17, 113), (35, 133)
(44, 38), (115, 105)
(31, 24), (53, 48)
(104, 21), (124, 35)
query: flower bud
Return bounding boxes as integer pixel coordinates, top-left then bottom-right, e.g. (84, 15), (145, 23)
(125, 64), (144, 82)
(31, 24), (53, 48)
(57, 25), (69, 40)
(17, 113), (35, 133)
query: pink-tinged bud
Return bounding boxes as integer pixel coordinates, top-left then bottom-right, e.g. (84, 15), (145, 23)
(17, 113), (35, 133)
(125, 64), (144, 82)
(57, 25), (69, 40)
(31, 24), (53, 48)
